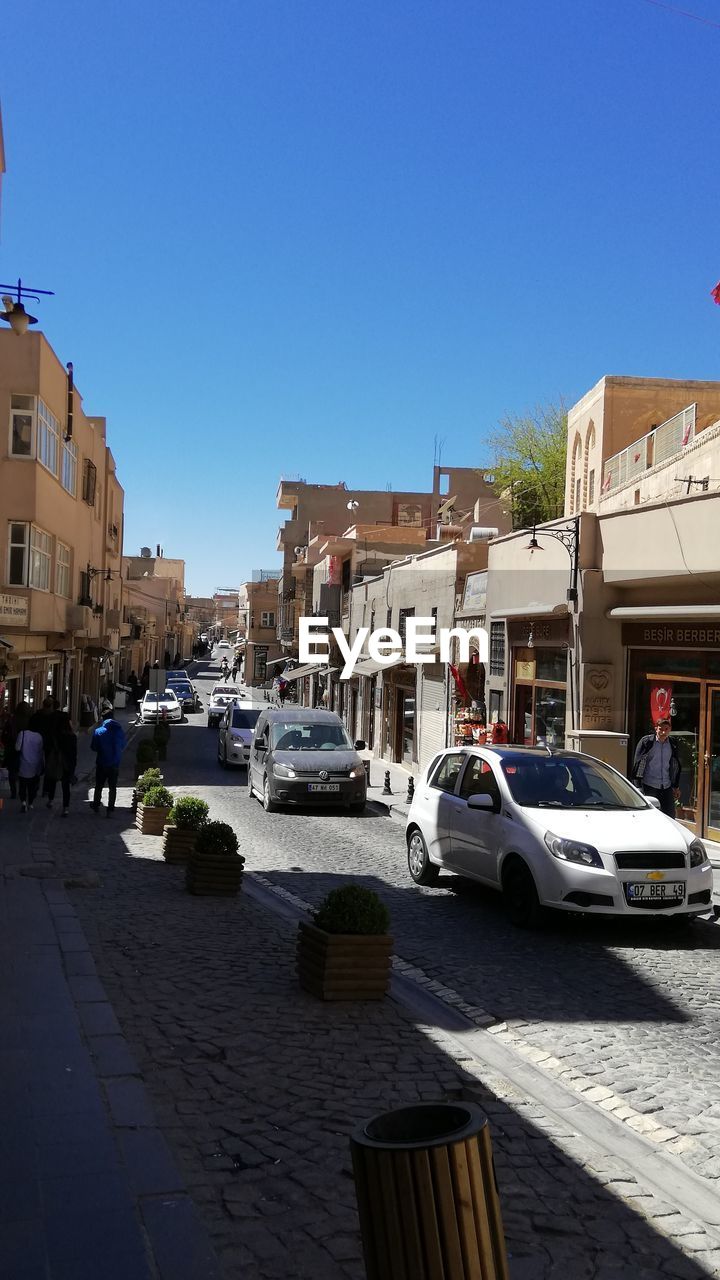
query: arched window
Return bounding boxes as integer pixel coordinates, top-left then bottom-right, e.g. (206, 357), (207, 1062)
(570, 434), (583, 513)
(583, 421), (596, 508)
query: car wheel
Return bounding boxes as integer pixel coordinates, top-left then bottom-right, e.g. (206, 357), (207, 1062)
(263, 776), (279, 813)
(407, 828), (439, 886)
(503, 858), (542, 929)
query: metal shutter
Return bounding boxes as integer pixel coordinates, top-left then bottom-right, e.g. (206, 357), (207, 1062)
(419, 665), (447, 769)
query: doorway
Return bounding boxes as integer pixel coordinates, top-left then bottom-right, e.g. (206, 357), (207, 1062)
(704, 686), (720, 843)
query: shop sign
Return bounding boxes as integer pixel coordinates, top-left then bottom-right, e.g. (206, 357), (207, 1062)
(0, 593), (28, 626)
(461, 572), (487, 614)
(581, 664), (614, 730)
(507, 617), (568, 646)
(515, 657), (536, 681)
(622, 622), (720, 649)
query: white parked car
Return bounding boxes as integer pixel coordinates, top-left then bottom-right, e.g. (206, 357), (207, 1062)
(405, 746), (712, 927)
(140, 689), (183, 723)
(207, 684), (244, 728)
(217, 702), (270, 768)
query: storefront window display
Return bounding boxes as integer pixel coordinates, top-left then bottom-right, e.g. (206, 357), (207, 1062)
(512, 647), (567, 747)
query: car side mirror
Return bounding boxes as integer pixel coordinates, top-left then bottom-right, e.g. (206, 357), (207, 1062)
(354, 739), (366, 751)
(646, 795), (662, 810)
(254, 738), (266, 751)
(466, 793), (496, 811)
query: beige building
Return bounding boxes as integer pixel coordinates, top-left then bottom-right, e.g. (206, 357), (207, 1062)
(276, 466), (507, 656)
(0, 331), (123, 719)
(121, 549), (192, 677)
(486, 373), (720, 851)
(238, 574), (282, 686)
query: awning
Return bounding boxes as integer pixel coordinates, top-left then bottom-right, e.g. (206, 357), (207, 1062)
(490, 604), (569, 619)
(265, 657), (291, 668)
(281, 663), (336, 682)
(351, 656), (402, 677)
(607, 605), (720, 621)
(0, 637), (13, 649)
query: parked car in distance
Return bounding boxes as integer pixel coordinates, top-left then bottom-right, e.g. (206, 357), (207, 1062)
(248, 708), (367, 813)
(216, 640), (231, 649)
(218, 703), (270, 768)
(405, 746), (712, 928)
(140, 689), (183, 723)
(207, 684), (244, 728)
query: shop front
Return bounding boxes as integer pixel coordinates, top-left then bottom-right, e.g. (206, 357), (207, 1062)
(507, 616), (570, 747)
(624, 623), (720, 843)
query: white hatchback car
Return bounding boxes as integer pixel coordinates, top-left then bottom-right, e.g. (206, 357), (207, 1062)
(140, 689), (183, 723)
(406, 746), (712, 927)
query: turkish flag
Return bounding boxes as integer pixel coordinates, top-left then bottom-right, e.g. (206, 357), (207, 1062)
(712, 281), (720, 305)
(449, 663), (471, 705)
(649, 682), (672, 725)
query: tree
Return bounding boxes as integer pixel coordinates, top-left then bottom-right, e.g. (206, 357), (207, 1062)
(486, 401), (568, 530)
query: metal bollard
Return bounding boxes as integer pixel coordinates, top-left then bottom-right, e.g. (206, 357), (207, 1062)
(405, 776), (415, 805)
(382, 770), (392, 795)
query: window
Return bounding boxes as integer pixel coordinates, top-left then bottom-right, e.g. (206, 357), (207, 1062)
(575, 476), (581, 512)
(260, 611), (275, 628)
(459, 757), (501, 806)
(8, 522), (28, 585)
(430, 752), (465, 793)
(29, 526), (52, 591)
(254, 648), (268, 681)
(56, 542), (71, 598)
(489, 622), (505, 677)
(588, 469), (595, 505)
(10, 394), (34, 456)
(61, 439), (78, 495)
(398, 607), (414, 642)
(79, 569), (92, 605)
(37, 400), (59, 475)
(82, 458), (97, 505)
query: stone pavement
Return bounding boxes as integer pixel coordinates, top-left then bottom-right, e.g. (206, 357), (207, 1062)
(0, 795), (221, 1279)
(5, 780), (719, 1279)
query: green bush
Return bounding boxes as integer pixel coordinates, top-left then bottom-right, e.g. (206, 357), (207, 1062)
(194, 821), (239, 858)
(142, 785), (174, 809)
(136, 740), (158, 767)
(136, 768), (164, 799)
(313, 885), (390, 936)
(169, 796), (209, 831)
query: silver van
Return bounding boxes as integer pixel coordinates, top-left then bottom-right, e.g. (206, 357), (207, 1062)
(248, 708), (367, 813)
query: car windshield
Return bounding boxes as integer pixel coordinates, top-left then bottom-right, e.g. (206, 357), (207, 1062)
(172, 683), (192, 694)
(499, 754), (647, 810)
(270, 721), (352, 751)
(213, 686), (240, 698)
(232, 709), (261, 730)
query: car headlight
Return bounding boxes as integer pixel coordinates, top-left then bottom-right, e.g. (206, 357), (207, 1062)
(688, 838), (709, 868)
(273, 762), (296, 779)
(348, 766), (365, 779)
(544, 831), (603, 868)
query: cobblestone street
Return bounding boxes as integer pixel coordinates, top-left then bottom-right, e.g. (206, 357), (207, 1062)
(3, 664), (720, 1277)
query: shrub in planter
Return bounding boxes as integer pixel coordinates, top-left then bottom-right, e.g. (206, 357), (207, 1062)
(297, 885), (392, 1001)
(163, 796), (209, 864)
(132, 766), (164, 813)
(186, 820), (244, 896)
(134, 739), (158, 780)
(136, 784), (174, 836)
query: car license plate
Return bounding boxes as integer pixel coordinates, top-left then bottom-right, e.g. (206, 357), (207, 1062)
(308, 783), (340, 793)
(626, 881), (684, 902)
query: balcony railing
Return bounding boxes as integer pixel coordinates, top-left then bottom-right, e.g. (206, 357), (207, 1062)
(602, 404), (696, 496)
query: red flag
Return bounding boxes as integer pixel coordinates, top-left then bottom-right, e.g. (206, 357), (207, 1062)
(712, 281), (720, 305)
(448, 663), (471, 705)
(649, 682), (672, 725)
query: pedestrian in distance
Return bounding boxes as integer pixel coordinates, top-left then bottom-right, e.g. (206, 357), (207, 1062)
(140, 663), (150, 695)
(90, 702), (127, 816)
(632, 717), (681, 818)
(231, 659), (239, 682)
(1, 703), (30, 799)
(278, 678), (288, 708)
(31, 697), (61, 800)
(45, 713), (78, 816)
(15, 724), (45, 812)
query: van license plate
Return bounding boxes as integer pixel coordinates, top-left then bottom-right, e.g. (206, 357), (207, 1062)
(308, 783), (340, 793)
(626, 882), (684, 902)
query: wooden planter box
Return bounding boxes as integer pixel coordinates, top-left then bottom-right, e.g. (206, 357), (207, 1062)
(136, 803), (171, 836)
(297, 921), (393, 1000)
(162, 825), (198, 864)
(186, 851), (245, 896)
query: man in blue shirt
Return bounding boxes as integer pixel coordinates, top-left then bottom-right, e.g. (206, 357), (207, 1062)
(90, 703), (127, 816)
(632, 718), (681, 818)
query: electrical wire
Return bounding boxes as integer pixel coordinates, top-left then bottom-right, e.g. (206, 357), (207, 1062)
(639, 0), (720, 28)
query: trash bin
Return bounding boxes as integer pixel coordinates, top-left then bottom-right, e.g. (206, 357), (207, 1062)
(350, 1101), (509, 1280)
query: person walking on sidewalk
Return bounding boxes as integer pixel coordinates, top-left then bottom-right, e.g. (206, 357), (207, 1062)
(632, 717), (681, 818)
(45, 713), (78, 816)
(2, 703), (30, 799)
(90, 704), (127, 816)
(15, 724), (45, 812)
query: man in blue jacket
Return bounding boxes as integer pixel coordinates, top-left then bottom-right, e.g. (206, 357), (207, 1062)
(90, 702), (127, 815)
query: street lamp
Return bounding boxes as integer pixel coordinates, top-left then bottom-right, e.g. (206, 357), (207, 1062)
(0, 278), (54, 336)
(524, 517), (580, 604)
(88, 564), (121, 584)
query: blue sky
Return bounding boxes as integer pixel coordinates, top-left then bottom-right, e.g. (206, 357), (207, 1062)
(2, 0), (719, 594)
